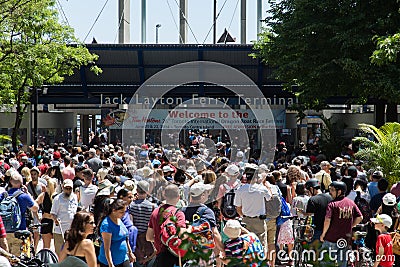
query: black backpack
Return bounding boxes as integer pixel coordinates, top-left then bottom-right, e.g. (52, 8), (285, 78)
(220, 183), (239, 219)
(354, 191), (372, 224)
(320, 173), (326, 193)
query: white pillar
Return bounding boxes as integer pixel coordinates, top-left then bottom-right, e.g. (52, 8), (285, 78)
(179, 0), (187, 43)
(240, 0), (246, 44)
(118, 0), (130, 43)
(141, 0), (146, 43)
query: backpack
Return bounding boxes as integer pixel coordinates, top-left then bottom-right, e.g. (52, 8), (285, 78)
(265, 185), (282, 219)
(242, 233), (265, 266)
(0, 191), (24, 233)
(220, 183), (239, 219)
(276, 193), (291, 226)
(320, 173), (326, 193)
(354, 191), (372, 224)
(159, 206), (187, 258)
(0, 163), (6, 176)
(183, 206), (215, 251)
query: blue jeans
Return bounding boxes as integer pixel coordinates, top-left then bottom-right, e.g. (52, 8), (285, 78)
(313, 229), (322, 242)
(321, 241), (348, 267)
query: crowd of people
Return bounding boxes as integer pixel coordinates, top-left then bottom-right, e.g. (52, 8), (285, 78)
(0, 139), (397, 267)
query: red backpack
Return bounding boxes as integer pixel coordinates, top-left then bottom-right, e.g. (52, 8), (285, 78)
(159, 206), (187, 258)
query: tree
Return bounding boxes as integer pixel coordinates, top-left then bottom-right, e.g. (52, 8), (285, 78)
(0, 0), (101, 151)
(353, 123), (400, 187)
(252, 0), (400, 124)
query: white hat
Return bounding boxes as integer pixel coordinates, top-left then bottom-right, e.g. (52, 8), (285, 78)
(62, 179), (73, 188)
(137, 180), (150, 193)
(371, 214), (393, 228)
(30, 167), (40, 174)
(236, 151), (244, 159)
(141, 166), (154, 178)
(223, 219), (242, 239)
(383, 193), (397, 206)
(9, 159), (20, 170)
(162, 165), (174, 173)
(190, 183), (213, 197)
(97, 187), (112, 196)
(225, 164), (240, 176)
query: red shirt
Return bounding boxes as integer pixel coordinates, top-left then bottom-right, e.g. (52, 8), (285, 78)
(0, 216), (6, 238)
(376, 234), (394, 267)
(324, 196), (362, 242)
(148, 205), (186, 254)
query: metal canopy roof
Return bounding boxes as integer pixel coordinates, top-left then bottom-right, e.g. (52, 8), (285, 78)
(42, 44), (292, 105)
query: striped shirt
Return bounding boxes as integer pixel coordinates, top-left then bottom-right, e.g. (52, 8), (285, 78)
(0, 216), (5, 238)
(129, 199), (156, 233)
(224, 237), (245, 259)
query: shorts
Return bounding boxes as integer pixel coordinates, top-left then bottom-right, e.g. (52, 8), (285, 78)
(40, 218), (54, 235)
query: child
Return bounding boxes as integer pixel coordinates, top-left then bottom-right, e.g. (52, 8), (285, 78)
(221, 219), (264, 266)
(371, 214), (395, 267)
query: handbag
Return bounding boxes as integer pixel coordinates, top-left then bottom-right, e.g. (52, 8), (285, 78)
(390, 217), (400, 255)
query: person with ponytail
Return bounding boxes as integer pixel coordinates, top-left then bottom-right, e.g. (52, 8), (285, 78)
(59, 211), (97, 267)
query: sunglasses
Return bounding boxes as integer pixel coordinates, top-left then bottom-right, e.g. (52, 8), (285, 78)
(87, 221), (96, 225)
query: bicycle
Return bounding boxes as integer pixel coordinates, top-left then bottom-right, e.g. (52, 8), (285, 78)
(280, 214), (314, 267)
(348, 224), (373, 267)
(9, 222), (58, 266)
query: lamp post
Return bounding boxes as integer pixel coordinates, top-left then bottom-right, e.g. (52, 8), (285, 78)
(156, 24), (161, 44)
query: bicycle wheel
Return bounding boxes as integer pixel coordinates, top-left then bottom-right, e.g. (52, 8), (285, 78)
(293, 242), (303, 267)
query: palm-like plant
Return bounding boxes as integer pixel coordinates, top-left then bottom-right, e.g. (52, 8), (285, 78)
(353, 123), (400, 186)
(0, 135), (12, 154)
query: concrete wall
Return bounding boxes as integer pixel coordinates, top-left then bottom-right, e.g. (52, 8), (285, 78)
(329, 113), (375, 129)
(0, 112), (75, 129)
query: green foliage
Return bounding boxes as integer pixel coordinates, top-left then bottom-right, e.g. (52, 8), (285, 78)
(0, 135), (12, 154)
(353, 122), (400, 186)
(371, 33), (400, 65)
(252, 0), (400, 113)
(0, 0), (101, 150)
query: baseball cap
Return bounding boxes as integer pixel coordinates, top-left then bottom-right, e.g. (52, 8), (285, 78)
(225, 164), (240, 176)
(382, 193), (397, 206)
(190, 182), (213, 197)
(162, 165), (174, 173)
(372, 171), (383, 179)
(53, 151), (61, 159)
(63, 179), (73, 188)
(371, 214), (392, 228)
(223, 219), (242, 239)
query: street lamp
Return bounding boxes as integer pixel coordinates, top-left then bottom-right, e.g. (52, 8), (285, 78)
(156, 24), (161, 44)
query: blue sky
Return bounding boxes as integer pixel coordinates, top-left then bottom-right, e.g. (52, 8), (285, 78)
(59, 0), (269, 44)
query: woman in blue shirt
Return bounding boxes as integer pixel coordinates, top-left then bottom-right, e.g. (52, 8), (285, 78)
(117, 188), (138, 257)
(98, 199), (136, 267)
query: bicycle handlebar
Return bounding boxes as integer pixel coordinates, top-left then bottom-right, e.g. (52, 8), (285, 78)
(281, 215), (298, 219)
(28, 222), (49, 230)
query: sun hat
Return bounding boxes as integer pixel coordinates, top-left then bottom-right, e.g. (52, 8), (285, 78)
(223, 219), (242, 239)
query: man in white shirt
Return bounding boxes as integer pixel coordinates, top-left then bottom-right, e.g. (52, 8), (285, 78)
(77, 168), (97, 211)
(234, 166), (271, 245)
(50, 179), (78, 256)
